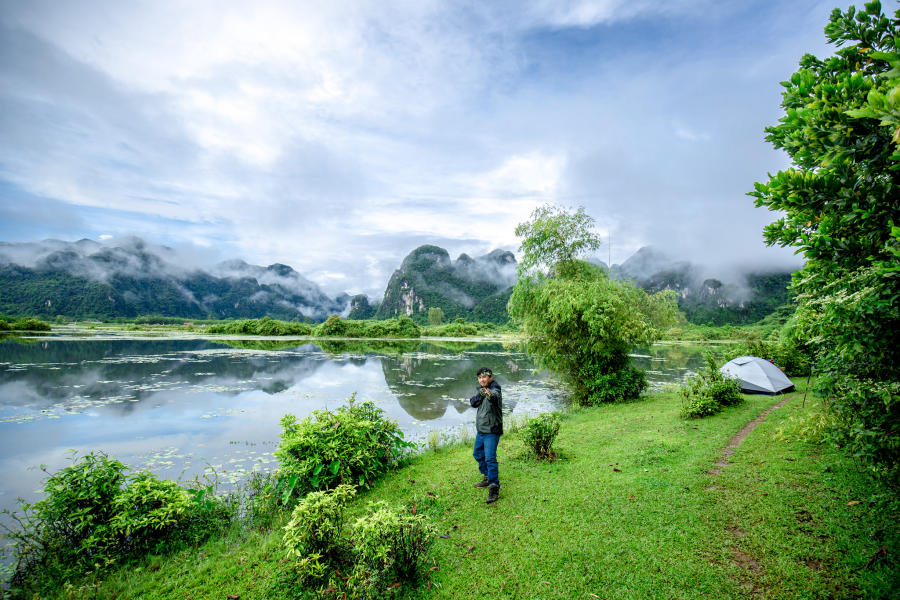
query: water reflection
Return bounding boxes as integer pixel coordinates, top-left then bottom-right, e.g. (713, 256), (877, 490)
(0, 337), (561, 517)
(0, 335), (729, 518)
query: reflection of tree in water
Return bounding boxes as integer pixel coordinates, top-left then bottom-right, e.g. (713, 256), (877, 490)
(381, 343), (529, 421)
(0, 338), (328, 415)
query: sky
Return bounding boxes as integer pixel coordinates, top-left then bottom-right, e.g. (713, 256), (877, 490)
(0, 0), (850, 298)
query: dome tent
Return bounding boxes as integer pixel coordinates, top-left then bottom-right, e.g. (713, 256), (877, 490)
(719, 356), (794, 395)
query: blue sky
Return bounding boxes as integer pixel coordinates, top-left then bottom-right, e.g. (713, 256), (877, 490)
(0, 0), (848, 297)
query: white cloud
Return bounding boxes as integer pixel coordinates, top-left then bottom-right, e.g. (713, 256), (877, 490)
(1, 0), (840, 295)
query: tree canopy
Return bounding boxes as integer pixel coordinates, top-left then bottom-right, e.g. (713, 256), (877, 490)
(514, 204), (602, 277)
(751, 1), (900, 482)
(509, 206), (678, 404)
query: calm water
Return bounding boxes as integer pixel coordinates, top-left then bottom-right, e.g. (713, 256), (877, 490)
(0, 333), (716, 514)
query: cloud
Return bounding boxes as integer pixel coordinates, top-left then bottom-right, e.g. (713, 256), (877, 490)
(0, 0), (843, 297)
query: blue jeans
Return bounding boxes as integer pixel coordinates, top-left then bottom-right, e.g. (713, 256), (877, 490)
(473, 432), (500, 487)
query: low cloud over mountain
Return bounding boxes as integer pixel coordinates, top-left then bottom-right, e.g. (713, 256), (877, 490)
(0, 237), (348, 320)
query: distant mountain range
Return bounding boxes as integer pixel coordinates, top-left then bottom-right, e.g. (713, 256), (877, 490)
(0, 238), (794, 325)
(610, 247), (793, 325)
(0, 238), (347, 320)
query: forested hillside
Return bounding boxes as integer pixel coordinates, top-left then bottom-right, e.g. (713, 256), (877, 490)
(0, 239), (347, 320)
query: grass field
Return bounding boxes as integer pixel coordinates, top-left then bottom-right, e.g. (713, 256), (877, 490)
(38, 382), (899, 599)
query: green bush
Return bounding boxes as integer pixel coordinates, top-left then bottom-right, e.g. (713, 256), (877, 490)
(680, 354), (744, 419)
(312, 317), (421, 339)
(283, 485), (356, 561)
(349, 502), (437, 597)
(274, 397), (414, 500)
(422, 321), (479, 337)
(4, 452), (230, 595)
(207, 317), (312, 336)
(8, 317), (52, 331)
(110, 472), (192, 552)
(316, 314), (347, 336)
(577, 357), (648, 405)
(275, 493), (436, 599)
(522, 412), (562, 459)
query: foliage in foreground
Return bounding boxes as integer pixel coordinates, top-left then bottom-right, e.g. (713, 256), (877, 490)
(275, 486), (436, 599)
(3, 452), (231, 598)
(274, 398), (415, 501)
(510, 205), (679, 405)
(10, 385), (899, 599)
(750, 1), (900, 483)
(522, 412), (562, 458)
(680, 354), (744, 419)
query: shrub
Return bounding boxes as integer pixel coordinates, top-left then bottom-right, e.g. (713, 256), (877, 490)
(283, 485), (356, 561)
(9, 317), (52, 331)
(349, 502), (437, 597)
(577, 359), (648, 405)
(522, 412), (562, 459)
(317, 314), (347, 336)
(207, 317), (312, 336)
(110, 471), (192, 552)
(274, 397), (414, 500)
(680, 354), (744, 419)
(4, 452), (229, 595)
(423, 321), (478, 337)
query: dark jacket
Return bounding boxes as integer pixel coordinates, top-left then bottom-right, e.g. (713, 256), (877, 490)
(470, 380), (503, 435)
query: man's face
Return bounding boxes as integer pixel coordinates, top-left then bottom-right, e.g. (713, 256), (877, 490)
(478, 373), (493, 387)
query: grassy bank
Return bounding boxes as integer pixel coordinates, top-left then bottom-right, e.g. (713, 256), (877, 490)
(25, 383), (899, 599)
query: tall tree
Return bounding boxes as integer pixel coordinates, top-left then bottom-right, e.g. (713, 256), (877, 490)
(514, 204), (602, 277)
(750, 2), (900, 482)
(509, 206), (678, 404)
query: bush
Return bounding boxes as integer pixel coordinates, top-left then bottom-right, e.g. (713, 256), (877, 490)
(110, 472), (192, 553)
(8, 317), (52, 331)
(274, 494), (436, 600)
(577, 358), (647, 405)
(522, 412), (562, 459)
(680, 354), (744, 419)
(4, 452), (229, 595)
(312, 317), (421, 339)
(316, 314), (347, 336)
(274, 397), (414, 500)
(422, 321), (479, 337)
(349, 502), (437, 597)
(283, 485), (356, 562)
(207, 317), (312, 336)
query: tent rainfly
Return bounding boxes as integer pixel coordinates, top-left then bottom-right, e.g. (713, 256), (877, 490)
(719, 356), (794, 395)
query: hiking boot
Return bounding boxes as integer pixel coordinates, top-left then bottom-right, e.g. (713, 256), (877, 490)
(486, 484), (500, 504)
(474, 476), (490, 488)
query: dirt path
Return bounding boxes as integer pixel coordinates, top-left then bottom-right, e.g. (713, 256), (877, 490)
(708, 393), (797, 596)
(709, 394), (794, 475)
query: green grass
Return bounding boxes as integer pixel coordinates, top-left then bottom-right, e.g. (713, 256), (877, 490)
(28, 383), (898, 599)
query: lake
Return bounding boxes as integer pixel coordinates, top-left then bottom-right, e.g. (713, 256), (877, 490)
(0, 332), (716, 515)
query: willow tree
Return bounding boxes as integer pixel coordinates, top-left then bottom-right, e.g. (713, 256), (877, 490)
(508, 205), (678, 405)
(751, 2), (900, 481)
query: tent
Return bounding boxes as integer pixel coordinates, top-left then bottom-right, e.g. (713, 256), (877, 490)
(719, 356), (794, 395)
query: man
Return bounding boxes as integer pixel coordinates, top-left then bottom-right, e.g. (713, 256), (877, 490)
(470, 367), (502, 504)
